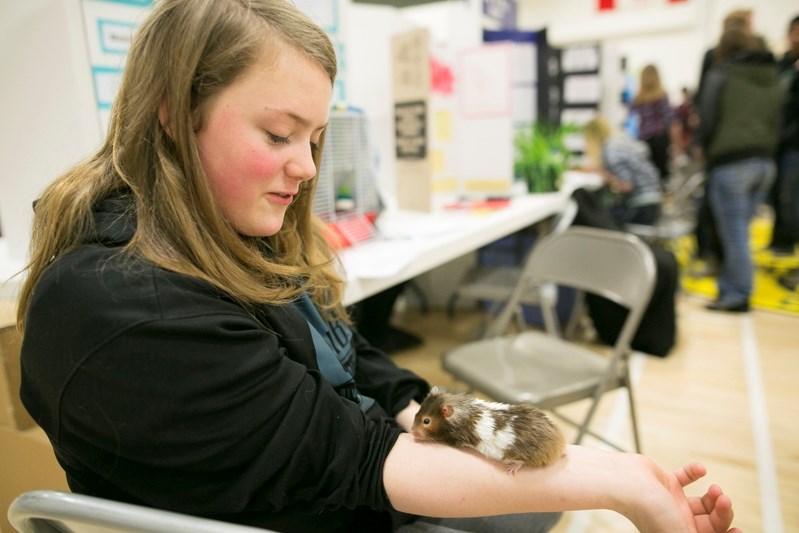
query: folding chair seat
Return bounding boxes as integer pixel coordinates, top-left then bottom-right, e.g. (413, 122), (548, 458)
(446, 198), (580, 337)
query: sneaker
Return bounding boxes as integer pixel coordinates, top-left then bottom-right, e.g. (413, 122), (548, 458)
(705, 300), (750, 313)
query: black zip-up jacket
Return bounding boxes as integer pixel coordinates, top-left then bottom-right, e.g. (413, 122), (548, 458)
(697, 49), (782, 169)
(777, 53), (799, 151)
(20, 191), (430, 532)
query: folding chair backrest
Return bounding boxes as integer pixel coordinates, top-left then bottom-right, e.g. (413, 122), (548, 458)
(497, 227), (656, 344)
(443, 226), (657, 452)
(526, 226), (655, 309)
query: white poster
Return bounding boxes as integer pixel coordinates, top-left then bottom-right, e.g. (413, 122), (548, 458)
(459, 43), (512, 118)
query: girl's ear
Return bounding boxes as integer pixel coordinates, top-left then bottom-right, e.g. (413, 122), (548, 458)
(158, 100), (173, 137)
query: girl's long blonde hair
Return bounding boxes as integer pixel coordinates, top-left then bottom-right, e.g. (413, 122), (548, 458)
(582, 116), (612, 170)
(632, 64), (667, 106)
(18, 0), (346, 329)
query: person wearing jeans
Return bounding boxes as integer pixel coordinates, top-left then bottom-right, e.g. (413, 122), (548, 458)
(767, 14), (799, 254)
(708, 158), (776, 310)
(697, 27), (782, 312)
(771, 147), (799, 254)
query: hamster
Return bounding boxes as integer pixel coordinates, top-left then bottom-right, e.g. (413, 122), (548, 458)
(411, 387), (565, 474)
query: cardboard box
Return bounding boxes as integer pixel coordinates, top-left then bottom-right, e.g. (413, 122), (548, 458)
(391, 29), (516, 213)
(0, 299), (34, 431)
(0, 425), (69, 533)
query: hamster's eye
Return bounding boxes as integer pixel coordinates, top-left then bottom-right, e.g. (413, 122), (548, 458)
(423, 417), (431, 426)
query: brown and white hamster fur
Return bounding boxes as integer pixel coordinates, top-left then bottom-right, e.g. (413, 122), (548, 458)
(411, 387), (565, 473)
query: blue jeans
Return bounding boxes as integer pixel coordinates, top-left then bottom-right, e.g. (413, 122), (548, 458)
(708, 157), (776, 305)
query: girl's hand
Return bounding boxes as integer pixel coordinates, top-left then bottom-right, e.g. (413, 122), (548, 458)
(672, 463), (740, 533)
(624, 458), (740, 533)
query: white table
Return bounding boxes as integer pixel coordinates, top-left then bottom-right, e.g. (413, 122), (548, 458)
(340, 171), (601, 306)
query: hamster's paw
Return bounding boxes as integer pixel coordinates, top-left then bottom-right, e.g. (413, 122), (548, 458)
(505, 462), (523, 475)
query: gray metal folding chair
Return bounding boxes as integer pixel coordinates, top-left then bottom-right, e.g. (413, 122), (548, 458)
(7, 490), (274, 533)
(446, 198), (581, 337)
(442, 226), (656, 452)
(626, 164), (705, 247)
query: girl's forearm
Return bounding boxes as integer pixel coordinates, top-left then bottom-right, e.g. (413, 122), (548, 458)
(383, 436), (676, 530)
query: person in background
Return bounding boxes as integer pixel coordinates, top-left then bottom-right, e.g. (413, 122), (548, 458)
(15, 1), (741, 532)
(767, 13), (799, 256)
(697, 27), (782, 313)
(672, 87), (700, 166)
(629, 64), (673, 182)
(696, 9), (753, 108)
(777, 13), (799, 72)
(583, 116), (663, 227)
(690, 9), (755, 278)
(351, 282), (424, 354)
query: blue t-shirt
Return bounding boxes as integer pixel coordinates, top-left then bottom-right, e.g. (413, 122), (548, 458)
(292, 293), (375, 412)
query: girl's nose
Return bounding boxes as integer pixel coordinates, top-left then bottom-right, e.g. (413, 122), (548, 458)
(285, 142), (317, 181)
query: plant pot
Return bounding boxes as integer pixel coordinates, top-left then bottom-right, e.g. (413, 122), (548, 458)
(524, 167), (561, 193)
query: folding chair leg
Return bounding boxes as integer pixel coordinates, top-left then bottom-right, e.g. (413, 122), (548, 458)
(550, 410), (624, 451)
(574, 383), (607, 446)
(624, 368), (642, 453)
(477, 301), (508, 339)
(574, 367), (641, 453)
(446, 293), (458, 319)
(405, 281), (429, 314)
(514, 307), (527, 332)
(563, 291), (585, 340)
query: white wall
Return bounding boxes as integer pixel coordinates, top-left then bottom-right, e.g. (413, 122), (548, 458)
(0, 0), (101, 286)
(518, 0), (797, 119)
(346, 4), (405, 208)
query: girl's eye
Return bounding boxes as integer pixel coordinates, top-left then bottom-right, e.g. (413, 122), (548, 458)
(267, 132), (290, 145)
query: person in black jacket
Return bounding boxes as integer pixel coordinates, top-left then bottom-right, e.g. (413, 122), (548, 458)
(767, 13), (799, 255)
(697, 28), (782, 312)
(691, 9), (754, 276)
(16, 1), (741, 532)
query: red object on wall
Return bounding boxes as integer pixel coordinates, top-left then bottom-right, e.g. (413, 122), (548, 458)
(598, 0), (615, 11)
(430, 56), (454, 95)
(599, 0), (687, 12)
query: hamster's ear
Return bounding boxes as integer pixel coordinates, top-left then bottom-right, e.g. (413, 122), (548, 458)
(441, 405), (454, 419)
(430, 386), (440, 395)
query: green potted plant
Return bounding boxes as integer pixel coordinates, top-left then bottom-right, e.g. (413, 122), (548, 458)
(514, 121), (579, 193)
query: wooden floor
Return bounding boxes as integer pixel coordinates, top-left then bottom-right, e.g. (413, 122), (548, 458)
(388, 291), (798, 533)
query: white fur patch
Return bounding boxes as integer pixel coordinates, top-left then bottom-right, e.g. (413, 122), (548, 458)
(474, 411), (515, 462)
(472, 398), (508, 411)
